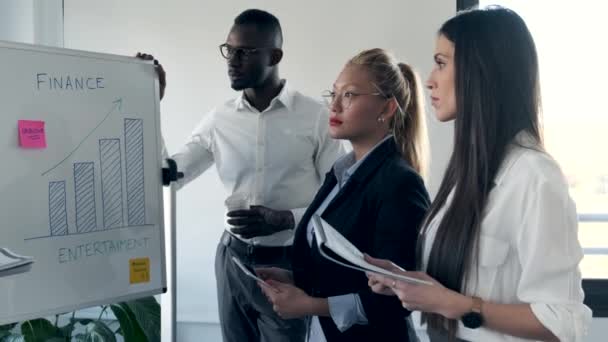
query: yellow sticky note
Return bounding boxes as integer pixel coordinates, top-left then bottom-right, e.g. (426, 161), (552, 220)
(130, 257), (150, 284)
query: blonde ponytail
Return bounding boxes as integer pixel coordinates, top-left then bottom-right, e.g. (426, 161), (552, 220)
(349, 49), (429, 180)
(396, 62), (429, 181)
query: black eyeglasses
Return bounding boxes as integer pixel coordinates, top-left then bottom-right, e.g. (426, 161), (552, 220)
(219, 43), (274, 60)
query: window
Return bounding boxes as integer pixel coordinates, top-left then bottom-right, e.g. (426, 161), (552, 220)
(465, 0), (608, 316)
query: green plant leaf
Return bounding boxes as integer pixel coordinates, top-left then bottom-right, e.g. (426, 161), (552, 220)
(57, 325), (72, 340)
(43, 338), (67, 342)
(83, 322), (116, 342)
(0, 324), (18, 341)
(58, 323), (73, 339)
(1, 334), (25, 342)
(123, 298), (159, 342)
(59, 318), (94, 339)
(21, 319), (64, 342)
(72, 334), (87, 342)
(0, 324), (17, 333)
(109, 304), (146, 342)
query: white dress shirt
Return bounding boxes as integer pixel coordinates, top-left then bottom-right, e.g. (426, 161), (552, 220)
(421, 133), (592, 341)
(170, 81), (345, 246)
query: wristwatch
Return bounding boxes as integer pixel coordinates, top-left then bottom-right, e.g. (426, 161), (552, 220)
(461, 296), (484, 329)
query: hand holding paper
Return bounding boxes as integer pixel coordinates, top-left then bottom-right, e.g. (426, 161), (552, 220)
(364, 254), (438, 297)
(364, 255), (471, 317)
(311, 215), (432, 286)
(231, 256), (278, 293)
(255, 267), (294, 285)
(260, 279), (328, 320)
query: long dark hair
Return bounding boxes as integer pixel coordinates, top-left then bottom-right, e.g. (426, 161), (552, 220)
(420, 6), (542, 337)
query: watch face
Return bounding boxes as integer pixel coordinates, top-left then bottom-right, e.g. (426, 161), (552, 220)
(462, 312), (483, 329)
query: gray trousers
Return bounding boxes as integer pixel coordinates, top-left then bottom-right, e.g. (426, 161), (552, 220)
(215, 240), (306, 342)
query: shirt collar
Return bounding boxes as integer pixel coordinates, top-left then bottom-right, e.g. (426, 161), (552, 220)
(235, 79), (294, 113)
(333, 135), (394, 187)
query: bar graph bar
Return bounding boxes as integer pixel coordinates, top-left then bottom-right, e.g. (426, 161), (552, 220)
(48, 181), (68, 236)
(125, 118), (145, 226)
(99, 139), (124, 229)
(74, 162), (97, 233)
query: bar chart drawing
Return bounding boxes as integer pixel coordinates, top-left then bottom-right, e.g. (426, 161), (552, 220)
(74, 162), (97, 233)
(48, 181), (68, 236)
(125, 118), (145, 226)
(99, 139), (124, 229)
(34, 114), (151, 242)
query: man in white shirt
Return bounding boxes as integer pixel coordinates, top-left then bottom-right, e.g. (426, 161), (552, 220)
(142, 9), (345, 342)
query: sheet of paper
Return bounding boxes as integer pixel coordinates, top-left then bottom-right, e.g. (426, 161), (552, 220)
(312, 215), (432, 286)
(0, 252), (17, 270)
(0, 248), (34, 271)
(231, 256), (278, 292)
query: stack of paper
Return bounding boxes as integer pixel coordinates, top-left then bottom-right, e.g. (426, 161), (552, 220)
(311, 215), (432, 286)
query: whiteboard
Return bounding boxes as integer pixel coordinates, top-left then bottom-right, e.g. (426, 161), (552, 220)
(0, 40), (166, 324)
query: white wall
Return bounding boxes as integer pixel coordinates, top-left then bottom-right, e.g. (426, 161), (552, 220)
(32, 0), (63, 47)
(0, 0), (35, 43)
(0, 0), (62, 46)
(63, 0), (455, 330)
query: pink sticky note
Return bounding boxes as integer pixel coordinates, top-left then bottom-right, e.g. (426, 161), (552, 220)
(18, 120), (47, 149)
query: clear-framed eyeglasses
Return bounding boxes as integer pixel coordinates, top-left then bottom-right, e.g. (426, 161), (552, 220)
(321, 86), (389, 109)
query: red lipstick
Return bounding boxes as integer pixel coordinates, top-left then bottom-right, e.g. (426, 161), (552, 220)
(329, 118), (343, 126)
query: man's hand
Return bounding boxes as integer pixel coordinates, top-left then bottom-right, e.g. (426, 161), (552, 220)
(136, 52), (166, 100)
(226, 205), (295, 239)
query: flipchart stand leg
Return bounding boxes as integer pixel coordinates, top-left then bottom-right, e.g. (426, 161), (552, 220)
(161, 159), (183, 342)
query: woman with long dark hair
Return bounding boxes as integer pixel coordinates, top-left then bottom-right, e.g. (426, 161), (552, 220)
(366, 6), (591, 341)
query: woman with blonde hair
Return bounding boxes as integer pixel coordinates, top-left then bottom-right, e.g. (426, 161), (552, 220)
(256, 48), (431, 342)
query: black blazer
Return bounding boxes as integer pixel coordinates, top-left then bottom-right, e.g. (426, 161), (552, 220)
(292, 138), (430, 342)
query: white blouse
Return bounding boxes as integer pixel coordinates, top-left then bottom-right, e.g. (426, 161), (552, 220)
(421, 135), (592, 341)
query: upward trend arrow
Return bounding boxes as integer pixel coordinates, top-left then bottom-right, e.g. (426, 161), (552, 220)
(41, 98), (124, 176)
